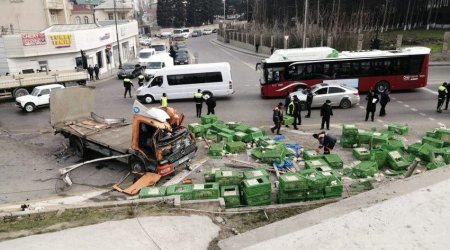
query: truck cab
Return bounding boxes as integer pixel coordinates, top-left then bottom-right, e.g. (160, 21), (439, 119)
(16, 84), (64, 112)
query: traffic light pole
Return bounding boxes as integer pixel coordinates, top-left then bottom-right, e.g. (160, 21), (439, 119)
(114, 0), (123, 69)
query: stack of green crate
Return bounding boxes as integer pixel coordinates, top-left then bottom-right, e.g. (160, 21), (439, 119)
(234, 124), (251, 133)
(217, 132), (234, 143)
(204, 167), (222, 182)
(226, 122), (241, 130)
(381, 139), (404, 152)
(434, 128), (450, 146)
(243, 169), (270, 180)
(139, 186), (167, 199)
(301, 169), (328, 192)
(418, 143), (435, 162)
(209, 143), (224, 156)
(303, 150), (324, 160)
(324, 175), (343, 198)
(358, 129), (373, 145)
(201, 114), (218, 124)
(259, 144), (288, 164)
(283, 115), (294, 125)
(386, 150), (410, 171)
(341, 124), (359, 148)
(387, 123), (409, 135)
(242, 176), (272, 206)
(432, 148), (450, 164)
(422, 136), (444, 148)
(370, 149), (387, 168)
(246, 127), (265, 140)
(406, 143), (422, 156)
(188, 123), (205, 137)
(323, 154), (344, 169)
(352, 147), (371, 161)
(220, 185), (241, 208)
(278, 173), (309, 203)
(370, 133), (389, 150)
(215, 170), (243, 186)
(166, 184), (193, 200)
(304, 158), (329, 170)
(426, 161), (448, 170)
(192, 183), (220, 200)
(234, 131), (251, 143)
(225, 141), (246, 153)
(426, 129), (437, 139)
(351, 161), (378, 178)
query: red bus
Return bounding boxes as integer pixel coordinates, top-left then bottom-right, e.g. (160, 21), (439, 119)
(256, 46), (431, 97)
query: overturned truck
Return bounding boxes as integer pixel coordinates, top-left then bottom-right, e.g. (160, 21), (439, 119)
(50, 86), (197, 176)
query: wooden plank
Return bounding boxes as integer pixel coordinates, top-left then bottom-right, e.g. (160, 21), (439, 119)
(272, 163), (280, 179)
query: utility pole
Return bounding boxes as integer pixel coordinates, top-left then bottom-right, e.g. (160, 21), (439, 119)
(224, 0), (226, 21)
(114, 0), (123, 69)
(302, 0), (308, 48)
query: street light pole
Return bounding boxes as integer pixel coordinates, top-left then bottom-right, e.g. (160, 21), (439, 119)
(224, 0), (226, 21)
(114, 0), (123, 69)
(302, 0), (308, 48)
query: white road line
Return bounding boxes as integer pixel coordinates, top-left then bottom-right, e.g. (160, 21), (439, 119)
(359, 106), (365, 109)
(391, 97), (396, 100)
(420, 87), (438, 95)
(419, 113), (426, 116)
(437, 122), (446, 128)
(428, 117), (435, 121)
(215, 44), (254, 70)
(397, 101), (403, 104)
(403, 104), (410, 108)
(411, 108), (418, 112)
(377, 119), (384, 123)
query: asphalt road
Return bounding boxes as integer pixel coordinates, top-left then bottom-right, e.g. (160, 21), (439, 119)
(0, 35), (448, 204)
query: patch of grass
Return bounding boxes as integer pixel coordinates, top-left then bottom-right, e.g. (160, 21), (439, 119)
(378, 28), (450, 52)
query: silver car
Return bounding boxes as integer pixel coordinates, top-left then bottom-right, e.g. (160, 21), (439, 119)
(289, 83), (360, 109)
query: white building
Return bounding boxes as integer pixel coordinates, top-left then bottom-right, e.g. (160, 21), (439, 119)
(94, 0), (134, 21)
(0, 20), (138, 75)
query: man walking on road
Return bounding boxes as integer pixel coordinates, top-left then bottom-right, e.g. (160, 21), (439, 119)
(87, 65), (94, 81)
(379, 89), (390, 117)
(94, 64), (100, 80)
(320, 100), (333, 130)
(123, 78), (134, 98)
(194, 89), (203, 118)
(437, 82), (447, 113)
(365, 89), (379, 121)
(270, 102), (283, 135)
(305, 89), (313, 118)
(206, 96), (216, 115)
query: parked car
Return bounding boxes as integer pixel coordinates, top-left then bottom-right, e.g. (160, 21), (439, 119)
(159, 32), (172, 38)
(174, 52), (190, 65)
(175, 42), (187, 50)
(202, 29), (212, 35)
(191, 30), (202, 37)
(289, 83), (360, 109)
(117, 63), (145, 79)
(139, 37), (151, 46)
(16, 84), (64, 113)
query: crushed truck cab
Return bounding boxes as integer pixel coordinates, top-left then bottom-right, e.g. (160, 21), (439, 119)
(50, 86), (197, 176)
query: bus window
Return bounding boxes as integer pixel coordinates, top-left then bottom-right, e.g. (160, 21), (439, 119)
(360, 61), (370, 75)
(351, 62), (360, 75)
(409, 56), (424, 74)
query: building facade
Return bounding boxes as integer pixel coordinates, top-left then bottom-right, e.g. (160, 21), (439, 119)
(0, 0), (73, 34)
(0, 20), (138, 75)
(71, 4), (95, 24)
(94, 0), (134, 21)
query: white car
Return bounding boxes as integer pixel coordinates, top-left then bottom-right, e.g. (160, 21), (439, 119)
(202, 29), (212, 35)
(289, 83), (360, 109)
(139, 37), (151, 46)
(16, 84), (64, 112)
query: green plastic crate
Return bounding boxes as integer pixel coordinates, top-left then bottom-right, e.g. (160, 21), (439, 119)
(210, 121), (227, 132)
(350, 180), (374, 193)
(342, 124), (358, 136)
(370, 133), (389, 149)
(250, 147), (264, 159)
(432, 148), (450, 164)
(406, 143), (422, 156)
(305, 158), (329, 170)
(358, 130), (373, 144)
(426, 130), (437, 139)
(352, 161), (378, 178)
(324, 177), (343, 198)
(209, 143), (224, 156)
(422, 137), (444, 148)
(306, 189), (324, 200)
(242, 176), (272, 196)
(204, 167), (222, 182)
(215, 170), (243, 186)
(139, 186), (167, 199)
(188, 123), (204, 135)
(243, 169), (270, 180)
(244, 193), (272, 206)
(434, 128), (450, 142)
(370, 149), (387, 168)
(255, 137), (277, 147)
(418, 143), (436, 162)
(381, 139), (404, 152)
(258, 145), (288, 164)
(352, 147), (371, 161)
(234, 124), (251, 133)
(323, 154), (344, 169)
(388, 123), (409, 135)
(217, 132), (233, 143)
(166, 184), (193, 200)
(220, 128), (235, 135)
(200, 114), (218, 124)
(246, 127), (264, 140)
(340, 135), (359, 148)
(283, 115), (294, 125)
(301, 170), (328, 190)
(225, 141), (246, 153)
(234, 131), (251, 143)
(277, 190), (307, 203)
(426, 161), (448, 170)
(226, 122), (241, 130)
(220, 185), (241, 208)
(386, 150), (410, 171)
(303, 150), (324, 160)
(192, 183), (220, 200)
(279, 173), (309, 192)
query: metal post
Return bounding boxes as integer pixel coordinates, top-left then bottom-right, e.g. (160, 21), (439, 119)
(302, 0), (308, 48)
(224, 0), (226, 21)
(114, 0), (123, 69)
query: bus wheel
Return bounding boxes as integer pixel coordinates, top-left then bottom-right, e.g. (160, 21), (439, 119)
(144, 95), (154, 104)
(13, 88), (29, 98)
(202, 91), (213, 99)
(340, 99), (352, 109)
(375, 81), (390, 93)
(70, 137), (85, 158)
(130, 157), (145, 173)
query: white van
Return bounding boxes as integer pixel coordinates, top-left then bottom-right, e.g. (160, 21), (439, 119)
(149, 43), (167, 54)
(138, 48), (156, 63)
(136, 62), (234, 104)
(143, 53), (174, 78)
(173, 28), (190, 39)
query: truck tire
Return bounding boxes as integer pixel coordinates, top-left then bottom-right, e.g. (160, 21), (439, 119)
(143, 95), (154, 104)
(24, 103), (35, 113)
(13, 88), (29, 98)
(130, 157), (145, 173)
(70, 137), (86, 158)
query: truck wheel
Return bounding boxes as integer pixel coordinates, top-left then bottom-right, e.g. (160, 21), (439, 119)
(70, 137), (85, 158)
(24, 103), (35, 113)
(130, 158), (145, 173)
(144, 95), (154, 104)
(13, 88), (29, 98)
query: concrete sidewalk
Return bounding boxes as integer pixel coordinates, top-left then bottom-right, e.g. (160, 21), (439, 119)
(0, 215), (219, 250)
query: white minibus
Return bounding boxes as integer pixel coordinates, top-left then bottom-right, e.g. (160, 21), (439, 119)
(138, 48), (156, 63)
(136, 62), (234, 104)
(143, 53), (174, 78)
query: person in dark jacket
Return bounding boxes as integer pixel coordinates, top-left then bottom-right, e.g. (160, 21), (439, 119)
(320, 100), (333, 130)
(365, 89), (379, 121)
(293, 95), (301, 126)
(437, 82), (447, 113)
(194, 89), (203, 118)
(94, 64), (100, 80)
(206, 96), (216, 115)
(285, 94), (292, 127)
(137, 74), (145, 87)
(313, 131), (337, 154)
(87, 65), (94, 81)
(379, 89), (390, 117)
(445, 82), (450, 110)
(305, 89), (313, 118)
(123, 78), (134, 98)
(270, 102), (283, 135)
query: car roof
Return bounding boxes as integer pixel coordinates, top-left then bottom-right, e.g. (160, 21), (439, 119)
(36, 84), (64, 89)
(140, 48), (156, 52)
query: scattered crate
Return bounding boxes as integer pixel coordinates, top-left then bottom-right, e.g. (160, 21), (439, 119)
(323, 153), (344, 169)
(166, 184), (193, 200)
(388, 123), (409, 135)
(139, 186), (167, 199)
(201, 114), (218, 125)
(352, 147), (371, 161)
(352, 161), (378, 178)
(220, 185), (241, 208)
(192, 183), (220, 200)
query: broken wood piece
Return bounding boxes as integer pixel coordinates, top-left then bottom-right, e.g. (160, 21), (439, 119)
(229, 159), (264, 167)
(271, 163), (280, 179)
(68, 124), (86, 136)
(223, 163), (256, 169)
(113, 172), (161, 195)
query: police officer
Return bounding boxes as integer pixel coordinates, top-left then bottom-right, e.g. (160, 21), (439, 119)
(161, 93), (168, 107)
(320, 100), (333, 130)
(138, 74), (145, 87)
(123, 77), (134, 98)
(287, 95), (300, 130)
(194, 89), (203, 118)
(305, 89), (313, 118)
(293, 95), (301, 126)
(437, 82), (447, 113)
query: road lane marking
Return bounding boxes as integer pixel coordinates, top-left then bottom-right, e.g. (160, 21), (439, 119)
(420, 87), (438, 95)
(377, 119), (384, 123)
(438, 122), (446, 127)
(428, 117), (435, 121)
(411, 108), (417, 111)
(420, 113), (426, 116)
(397, 101), (403, 104)
(403, 104), (410, 108)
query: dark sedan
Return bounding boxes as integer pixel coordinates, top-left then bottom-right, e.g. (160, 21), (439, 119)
(174, 53), (190, 65)
(117, 63), (144, 79)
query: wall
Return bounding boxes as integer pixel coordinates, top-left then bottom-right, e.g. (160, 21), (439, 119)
(0, 38), (9, 74)
(0, 0), (47, 33)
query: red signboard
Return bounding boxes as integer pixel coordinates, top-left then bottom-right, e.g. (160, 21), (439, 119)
(21, 33), (46, 46)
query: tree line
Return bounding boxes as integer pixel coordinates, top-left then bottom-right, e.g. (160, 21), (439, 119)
(157, 0), (225, 27)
